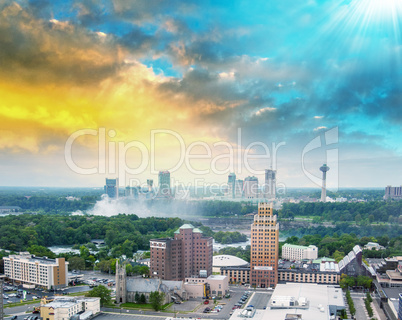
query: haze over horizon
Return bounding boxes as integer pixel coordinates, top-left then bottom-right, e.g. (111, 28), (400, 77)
(0, 0), (401, 189)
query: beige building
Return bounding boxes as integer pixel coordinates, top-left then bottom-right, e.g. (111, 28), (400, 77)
(250, 202), (279, 288)
(220, 266), (250, 284)
(3, 252), (68, 289)
(282, 244), (318, 261)
(184, 275), (229, 299)
(40, 296), (100, 320)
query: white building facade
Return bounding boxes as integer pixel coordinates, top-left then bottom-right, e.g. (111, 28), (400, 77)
(282, 244), (318, 261)
(3, 252), (68, 289)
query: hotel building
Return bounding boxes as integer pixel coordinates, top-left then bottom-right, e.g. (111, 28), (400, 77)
(3, 252), (68, 290)
(150, 224), (213, 280)
(282, 244), (318, 261)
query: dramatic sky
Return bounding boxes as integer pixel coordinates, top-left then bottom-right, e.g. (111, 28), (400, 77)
(0, 0), (401, 189)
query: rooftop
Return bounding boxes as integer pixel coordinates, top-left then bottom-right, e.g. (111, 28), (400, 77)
(6, 253), (61, 265)
(213, 255), (249, 267)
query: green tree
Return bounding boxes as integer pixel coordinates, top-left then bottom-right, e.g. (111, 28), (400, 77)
(68, 256), (85, 271)
(357, 275), (372, 289)
(139, 265), (150, 276)
(87, 285), (111, 306)
(140, 293), (146, 304)
(27, 245), (56, 258)
(149, 291), (165, 311)
(332, 250), (345, 262)
(80, 245), (90, 260)
(135, 292), (140, 303)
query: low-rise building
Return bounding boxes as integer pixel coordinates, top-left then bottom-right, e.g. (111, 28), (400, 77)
(116, 260), (185, 304)
(0, 206), (21, 213)
(282, 244), (318, 261)
(40, 296), (100, 320)
(184, 275), (229, 299)
(364, 242), (385, 251)
(3, 252), (68, 290)
(229, 283), (345, 320)
(278, 260), (340, 284)
(212, 255), (248, 274)
(220, 266), (250, 284)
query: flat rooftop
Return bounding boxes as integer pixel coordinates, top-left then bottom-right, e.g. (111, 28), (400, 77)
(6, 253), (59, 265)
(230, 283), (345, 320)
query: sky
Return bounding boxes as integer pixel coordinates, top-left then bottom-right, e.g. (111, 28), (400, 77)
(0, 0), (401, 189)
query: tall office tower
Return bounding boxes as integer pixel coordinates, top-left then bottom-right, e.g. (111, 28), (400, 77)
(235, 179), (244, 198)
(250, 202), (279, 288)
(227, 173), (236, 198)
(147, 179), (153, 192)
(150, 224), (213, 280)
(264, 169), (276, 199)
(157, 171), (171, 198)
(320, 164), (330, 202)
(104, 178), (119, 198)
(125, 186), (132, 197)
(125, 186), (139, 199)
(244, 176), (259, 199)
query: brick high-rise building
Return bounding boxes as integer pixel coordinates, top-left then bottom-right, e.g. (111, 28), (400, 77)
(150, 224), (213, 280)
(250, 202), (279, 288)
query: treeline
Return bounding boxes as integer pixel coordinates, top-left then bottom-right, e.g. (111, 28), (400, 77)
(143, 200), (257, 217)
(215, 232), (402, 264)
(217, 246), (251, 262)
(0, 214), (184, 252)
(214, 231), (247, 244)
(281, 222), (402, 239)
(282, 189), (384, 201)
(282, 233), (402, 261)
(0, 195), (99, 213)
(280, 200), (402, 224)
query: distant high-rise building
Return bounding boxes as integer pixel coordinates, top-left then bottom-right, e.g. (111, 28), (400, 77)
(157, 171), (171, 198)
(234, 179), (244, 198)
(147, 179), (153, 192)
(150, 224), (213, 280)
(104, 178), (119, 198)
(264, 169), (276, 199)
(250, 202), (279, 288)
(125, 186), (139, 199)
(227, 173), (236, 198)
(244, 176), (259, 199)
(320, 164), (330, 202)
(384, 186), (402, 200)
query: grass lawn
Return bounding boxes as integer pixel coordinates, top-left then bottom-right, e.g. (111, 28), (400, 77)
(117, 302), (173, 311)
(67, 291), (89, 297)
(3, 299), (39, 308)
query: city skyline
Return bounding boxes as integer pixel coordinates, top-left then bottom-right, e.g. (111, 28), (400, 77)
(0, 0), (401, 188)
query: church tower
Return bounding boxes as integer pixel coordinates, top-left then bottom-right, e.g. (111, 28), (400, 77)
(115, 259), (127, 303)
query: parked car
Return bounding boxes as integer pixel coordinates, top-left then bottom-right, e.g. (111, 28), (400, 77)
(203, 307), (211, 313)
(203, 299), (209, 304)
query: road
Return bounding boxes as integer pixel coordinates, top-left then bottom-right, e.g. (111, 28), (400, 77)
(248, 292), (271, 309)
(350, 292), (366, 320)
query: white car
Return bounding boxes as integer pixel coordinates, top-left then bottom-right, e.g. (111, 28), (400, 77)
(32, 296), (39, 299)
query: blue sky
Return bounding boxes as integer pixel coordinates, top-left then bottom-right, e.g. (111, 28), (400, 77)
(0, 0), (401, 188)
